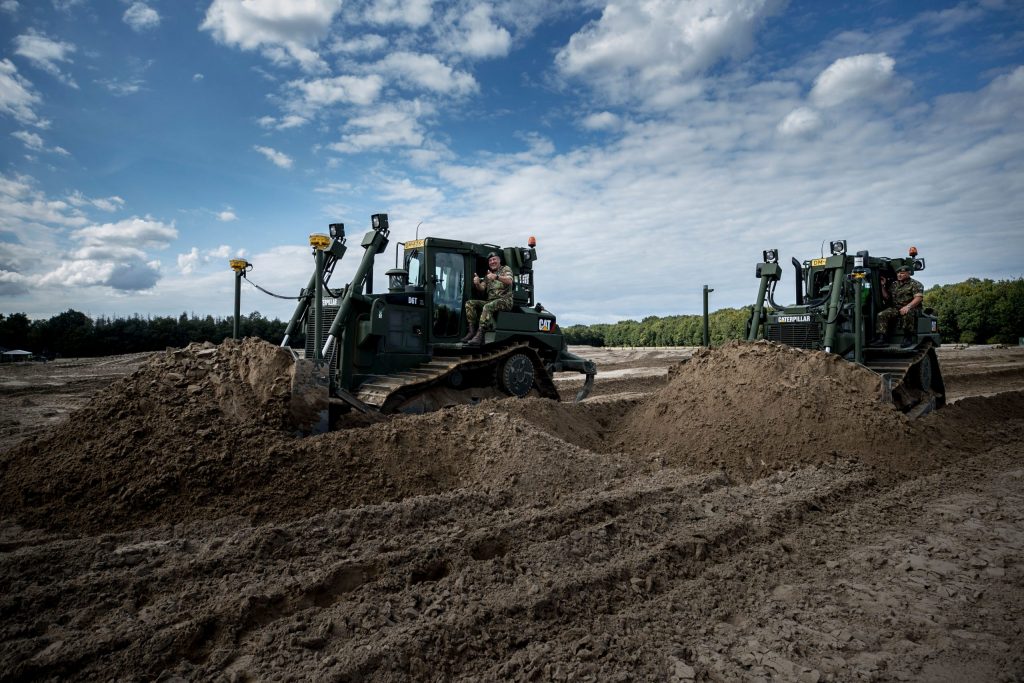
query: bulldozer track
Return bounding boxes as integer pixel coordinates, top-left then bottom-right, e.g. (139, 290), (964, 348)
(352, 341), (560, 413)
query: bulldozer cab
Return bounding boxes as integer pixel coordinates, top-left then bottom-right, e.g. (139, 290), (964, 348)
(394, 238), (539, 343)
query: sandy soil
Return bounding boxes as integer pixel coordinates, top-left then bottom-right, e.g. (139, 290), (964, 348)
(1, 341), (1023, 681)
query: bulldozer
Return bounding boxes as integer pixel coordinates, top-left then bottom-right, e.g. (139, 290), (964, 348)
(280, 214), (597, 431)
(746, 240), (945, 417)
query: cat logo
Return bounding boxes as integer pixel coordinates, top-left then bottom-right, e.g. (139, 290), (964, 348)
(538, 319), (552, 332)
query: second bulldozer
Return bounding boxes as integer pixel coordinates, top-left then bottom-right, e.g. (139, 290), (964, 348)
(746, 240), (945, 417)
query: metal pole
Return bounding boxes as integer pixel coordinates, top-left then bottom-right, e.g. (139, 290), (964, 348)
(854, 278), (863, 364)
(233, 270), (242, 340)
(229, 259), (250, 340)
(703, 285), (714, 347)
(314, 250), (324, 362)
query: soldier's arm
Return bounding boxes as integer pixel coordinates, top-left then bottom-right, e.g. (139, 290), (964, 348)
(496, 266), (513, 285)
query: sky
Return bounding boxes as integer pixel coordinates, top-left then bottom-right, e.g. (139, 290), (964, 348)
(0, 0), (1022, 326)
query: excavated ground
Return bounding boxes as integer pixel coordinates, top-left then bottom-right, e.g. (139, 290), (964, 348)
(1, 339), (1023, 682)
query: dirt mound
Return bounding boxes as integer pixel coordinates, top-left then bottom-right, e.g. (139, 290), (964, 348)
(614, 341), (928, 480)
(0, 336), (645, 532)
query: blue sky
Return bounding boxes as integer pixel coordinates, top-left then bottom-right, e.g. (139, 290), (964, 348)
(1, 0), (1022, 325)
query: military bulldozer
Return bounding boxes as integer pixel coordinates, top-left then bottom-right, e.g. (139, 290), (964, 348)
(280, 214), (596, 430)
(746, 240), (945, 417)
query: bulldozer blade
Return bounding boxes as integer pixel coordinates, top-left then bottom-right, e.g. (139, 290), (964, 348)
(289, 358), (331, 434)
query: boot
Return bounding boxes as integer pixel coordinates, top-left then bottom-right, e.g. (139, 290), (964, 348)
(900, 334), (916, 348)
(869, 334), (886, 347)
(467, 327), (485, 346)
(460, 325), (477, 343)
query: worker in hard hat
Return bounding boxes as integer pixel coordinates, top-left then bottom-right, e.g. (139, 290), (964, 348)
(462, 252), (514, 345)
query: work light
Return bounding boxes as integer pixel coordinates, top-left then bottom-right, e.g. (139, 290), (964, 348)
(830, 240), (847, 256)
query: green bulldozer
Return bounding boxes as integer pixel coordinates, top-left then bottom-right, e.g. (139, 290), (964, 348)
(281, 214), (596, 431)
(746, 240), (945, 417)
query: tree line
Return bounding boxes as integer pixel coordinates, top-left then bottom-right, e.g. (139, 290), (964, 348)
(0, 310), (298, 358)
(562, 277), (1024, 347)
(1, 278), (1020, 357)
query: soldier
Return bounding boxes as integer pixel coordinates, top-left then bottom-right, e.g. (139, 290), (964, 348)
(462, 251), (514, 345)
(872, 264), (924, 348)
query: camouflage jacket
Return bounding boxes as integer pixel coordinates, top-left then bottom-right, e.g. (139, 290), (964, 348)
(483, 265), (514, 301)
(886, 277), (924, 308)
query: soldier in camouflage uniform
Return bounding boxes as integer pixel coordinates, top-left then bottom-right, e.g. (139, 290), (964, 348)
(872, 264), (924, 348)
(462, 252), (514, 345)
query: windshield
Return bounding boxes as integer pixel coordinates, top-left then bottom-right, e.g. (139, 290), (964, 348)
(432, 251), (465, 337)
(405, 250), (423, 287)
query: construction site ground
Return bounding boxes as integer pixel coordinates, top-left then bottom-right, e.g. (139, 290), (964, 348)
(1, 341), (1022, 681)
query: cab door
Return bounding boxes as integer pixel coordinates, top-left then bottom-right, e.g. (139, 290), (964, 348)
(430, 249), (467, 340)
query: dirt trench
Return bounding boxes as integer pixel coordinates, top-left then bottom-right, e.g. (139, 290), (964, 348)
(1, 339), (1023, 681)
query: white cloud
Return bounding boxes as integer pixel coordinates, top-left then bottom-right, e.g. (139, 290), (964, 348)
(217, 210), (238, 222)
(0, 60), (43, 125)
(99, 77), (145, 96)
(443, 3), (512, 58)
(1, 1), (19, 14)
(193, 73), (205, 82)
(287, 73), (385, 110)
(376, 52), (477, 95)
(123, 2), (160, 31)
(73, 217), (177, 248)
(555, 0), (785, 105)
(810, 53), (896, 108)
(362, 0), (433, 27)
(11, 130), (70, 155)
(581, 111), (621, 131)
(777, 106), (823, 136)
(200, 0), (343, 71)
(177, 244), (236, 274)
(254, 145), (294, 169)
(13, 30), (78, 88)
(67, 191), (125, 212)
(329, 34), (388, 55)
(328, 100), (430, 153)
(11, 130), (43, 150)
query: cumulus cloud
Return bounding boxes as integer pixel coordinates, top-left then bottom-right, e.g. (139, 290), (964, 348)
(200, 0), (343, 71)
(810, 53), (896, 108)
(442, 3), (512, 58)
(0, 60), (43, 125)
(177, 245), (235, 274)
(217, 210), (238, 222)
(27, 218), (177, 291)
(287, 73), (385, 111)
(362, 0), (433, 27)
(1, 1), (19, 14)
(555, 0), (785, 105)
(581, 111), (621, 131)
(13, 30), (78, 88)
(73, 217), (177, 248)
(376, 52), (478, 95)
(254, 145), (294, 168)
(328, 100), (430, 153)
(777, 106), (823, 136)
(329, 34), (388, 55)
(123, 2), (161, 31)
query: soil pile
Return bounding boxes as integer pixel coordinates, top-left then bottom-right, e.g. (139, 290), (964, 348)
(615, 340), (926, 480)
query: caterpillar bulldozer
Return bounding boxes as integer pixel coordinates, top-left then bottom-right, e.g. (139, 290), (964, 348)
(281, 214), (596, 431)
(746, 240), (945, 417)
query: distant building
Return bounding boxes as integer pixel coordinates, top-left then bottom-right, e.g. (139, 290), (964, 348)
(1, 349), (34, 363)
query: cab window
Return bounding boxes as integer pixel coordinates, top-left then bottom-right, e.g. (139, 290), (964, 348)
(432, 251), (465, 337)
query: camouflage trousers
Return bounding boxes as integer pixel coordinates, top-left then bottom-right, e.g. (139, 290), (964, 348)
(877, 307), (918, 335)
(465, 297), (512, 330)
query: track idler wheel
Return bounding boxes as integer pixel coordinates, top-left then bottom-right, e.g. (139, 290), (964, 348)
(499, 352), (535, 397)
